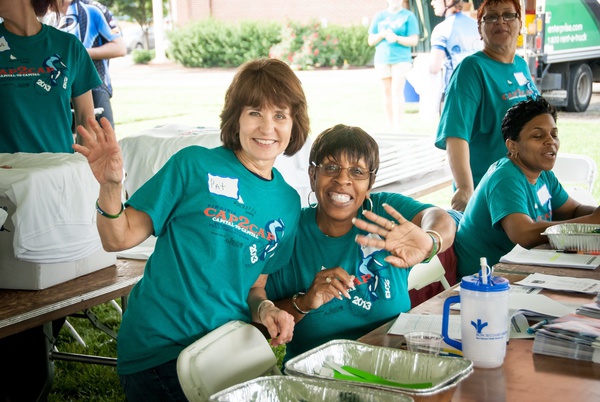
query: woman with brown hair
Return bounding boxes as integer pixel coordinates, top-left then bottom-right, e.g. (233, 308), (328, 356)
(75, 58), (310, 401)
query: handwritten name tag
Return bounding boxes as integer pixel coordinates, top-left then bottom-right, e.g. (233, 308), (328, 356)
(208, 173), (240, 201)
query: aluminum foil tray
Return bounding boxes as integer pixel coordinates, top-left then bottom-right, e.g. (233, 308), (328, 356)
(284, 340), (472, 397)
(542, 223), (600, 253)
(209, 375), (413, 402)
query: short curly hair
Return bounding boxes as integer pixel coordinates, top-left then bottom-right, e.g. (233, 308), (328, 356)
(501, 96), (557, 143)
(220, 58), (310, 156)
(309, 124), (380, 188)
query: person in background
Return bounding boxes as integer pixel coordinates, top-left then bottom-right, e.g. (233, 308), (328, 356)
(265, 124), (456, 362)
(429, 0), (482, 111)
(0, 0), (100, 154)
(434, 0), (538, 212)
(368, 0), (420, 132)
(74, 58), (309, 401)
(0, 0), (101, 399)
(47, 0), (127, 128)
(455, 97), (600, 278)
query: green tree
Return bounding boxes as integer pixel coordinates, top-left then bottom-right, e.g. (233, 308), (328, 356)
(104, 0), (168, 45)
(105, 0), (169, 51)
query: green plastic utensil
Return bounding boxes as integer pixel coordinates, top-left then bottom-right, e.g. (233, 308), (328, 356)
(321, 360), (433, 390)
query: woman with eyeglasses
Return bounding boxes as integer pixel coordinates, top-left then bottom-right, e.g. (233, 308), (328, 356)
(265, 124), (456, 362)
(434, 0), (539, 213)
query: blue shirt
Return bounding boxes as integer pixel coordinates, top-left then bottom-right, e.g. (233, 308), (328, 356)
(369, 8), (419, 64)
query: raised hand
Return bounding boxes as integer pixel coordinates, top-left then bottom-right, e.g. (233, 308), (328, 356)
(353, 203), (433, 268)
(73, 116), (123, 186)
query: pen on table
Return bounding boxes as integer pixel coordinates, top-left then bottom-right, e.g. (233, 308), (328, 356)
(527, 319), (548, 334)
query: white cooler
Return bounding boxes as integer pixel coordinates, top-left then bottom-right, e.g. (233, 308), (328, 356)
(0, 153), (116, 290)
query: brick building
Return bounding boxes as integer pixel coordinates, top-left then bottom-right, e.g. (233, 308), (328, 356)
(170, 0), (420, 28)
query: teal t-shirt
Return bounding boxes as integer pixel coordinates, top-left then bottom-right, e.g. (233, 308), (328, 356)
(0, 23), (101, 153)
(455, 158), (569, 278)
(434, 51), (538, 188)
(368, 9), (419, 65)
(117, 146), (300, 375)
(266, 192), (433, 361)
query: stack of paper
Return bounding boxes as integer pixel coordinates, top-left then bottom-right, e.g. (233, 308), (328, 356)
(500, 244), (600, 270)
(576, 294), (600, 319)
(532, 313), (600, 363)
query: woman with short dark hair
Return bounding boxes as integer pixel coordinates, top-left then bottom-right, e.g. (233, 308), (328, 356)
(266, 124), (456, 362)
(455, 96), (600, 278)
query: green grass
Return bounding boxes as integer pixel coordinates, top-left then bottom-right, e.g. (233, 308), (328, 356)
(48, 64), (599, 400)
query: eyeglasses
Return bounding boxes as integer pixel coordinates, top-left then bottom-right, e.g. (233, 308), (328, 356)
(481, 12), (519, 23)
(312, 162), (375, 180)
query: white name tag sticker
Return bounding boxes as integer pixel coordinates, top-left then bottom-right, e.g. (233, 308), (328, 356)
(537, 184), (551, 206)
(208, 174), (240, 201)
(514, 72), (528, 86)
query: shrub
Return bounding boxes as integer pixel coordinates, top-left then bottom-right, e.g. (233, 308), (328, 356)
(323, 24), (375, 67)
(131, 49), (155, 64)
(168, 19), (280, 68)
(167, 19), (373, 70)
(269, 20), (342, 70)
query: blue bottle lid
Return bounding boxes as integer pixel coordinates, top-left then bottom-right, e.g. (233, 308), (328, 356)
(460, 272), (510, 292)
(460, 258), (510, 292)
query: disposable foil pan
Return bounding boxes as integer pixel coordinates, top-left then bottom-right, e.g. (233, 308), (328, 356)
(209, 375), (414, 402)
(542, 223), (600, 253)
(284, 339), (473, 399)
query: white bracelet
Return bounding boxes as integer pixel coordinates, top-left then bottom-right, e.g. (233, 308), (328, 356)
(257, 300), (274, 323)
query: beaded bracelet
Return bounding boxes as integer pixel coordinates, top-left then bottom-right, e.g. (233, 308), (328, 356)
(292, 292), (310, 315)
(95, 198), (124, 219)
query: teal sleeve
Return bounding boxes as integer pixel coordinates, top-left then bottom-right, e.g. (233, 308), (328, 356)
(407, 13), (419, 36)
(371, 192), (433, 222)
(125, 151), (185, 237)
(71, 39), (102, 97)
(435, 57), (483, 149)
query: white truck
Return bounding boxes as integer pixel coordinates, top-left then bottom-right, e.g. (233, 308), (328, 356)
(519, 0), (600, 112)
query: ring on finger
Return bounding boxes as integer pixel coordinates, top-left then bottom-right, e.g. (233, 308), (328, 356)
(390, 222), (395, 230)
(325, 277), (332, 284)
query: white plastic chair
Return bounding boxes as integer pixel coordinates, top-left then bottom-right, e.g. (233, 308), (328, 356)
(408, 255), (451, 291)
(552, 153), (597, 205)
(177, 321), (281, 402)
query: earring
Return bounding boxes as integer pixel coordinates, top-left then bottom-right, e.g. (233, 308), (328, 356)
(363, 197), (373, 212)
(308, 191), (318, 208)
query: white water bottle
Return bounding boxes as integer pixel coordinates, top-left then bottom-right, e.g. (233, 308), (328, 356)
(442, 258), (510, 368)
